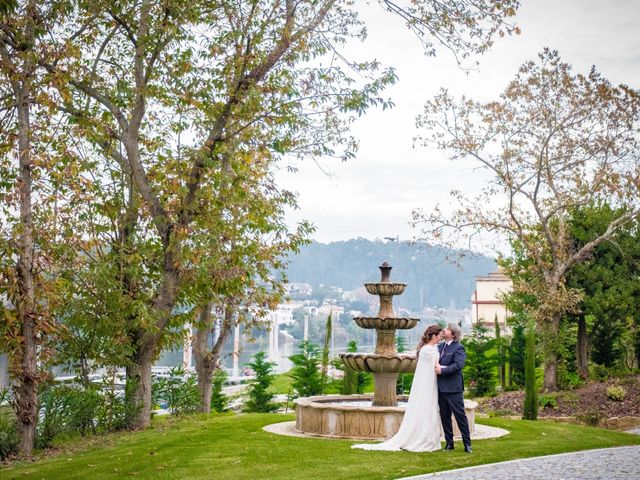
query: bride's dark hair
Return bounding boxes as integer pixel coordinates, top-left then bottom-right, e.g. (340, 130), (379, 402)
(416, 324), (443, 357)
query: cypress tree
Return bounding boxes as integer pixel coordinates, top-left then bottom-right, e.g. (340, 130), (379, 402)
(342, 340), (358, 395)
(243, 352), (278, 413)
(495, 314), (506, 390)
(290, 341), (323, 397)
(321, 312), (332, 393)
(523, 322), (538, 420)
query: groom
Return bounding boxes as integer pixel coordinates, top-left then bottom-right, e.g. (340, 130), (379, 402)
(434, 323), (472, 453)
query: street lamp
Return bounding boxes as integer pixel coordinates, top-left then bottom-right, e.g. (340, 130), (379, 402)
(384, 235), (400, 260)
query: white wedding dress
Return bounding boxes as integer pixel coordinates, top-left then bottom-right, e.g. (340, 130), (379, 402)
(352, 344), (442, 452)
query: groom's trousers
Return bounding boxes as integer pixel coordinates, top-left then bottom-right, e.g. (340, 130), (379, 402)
(438, 391), (472, 447)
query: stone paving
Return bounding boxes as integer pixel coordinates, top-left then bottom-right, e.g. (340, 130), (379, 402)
(399, 445), (640, 480)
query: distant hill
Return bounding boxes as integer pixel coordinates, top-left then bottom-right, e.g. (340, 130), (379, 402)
(285, 238), (496, 310)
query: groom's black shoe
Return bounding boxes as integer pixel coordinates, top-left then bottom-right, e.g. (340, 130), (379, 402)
(443, 443), (454, 451)
(464, 445), (473, 453)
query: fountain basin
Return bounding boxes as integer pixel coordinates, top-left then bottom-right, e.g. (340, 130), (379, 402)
(340, 353), (417, 373)
(364, 282), (407, 296)
(353, 317), (420, 330)
(295, 394), (478, 439)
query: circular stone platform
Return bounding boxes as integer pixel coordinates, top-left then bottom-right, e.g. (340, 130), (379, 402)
(263, 420), (509, 441)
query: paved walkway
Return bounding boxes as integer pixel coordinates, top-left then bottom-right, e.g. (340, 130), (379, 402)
(399, 445), (640, 480)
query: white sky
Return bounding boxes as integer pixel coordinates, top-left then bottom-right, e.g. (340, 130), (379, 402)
(276, 0), (640, 244)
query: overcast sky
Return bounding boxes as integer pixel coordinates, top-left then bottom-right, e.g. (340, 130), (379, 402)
(275, 0), (640, 245)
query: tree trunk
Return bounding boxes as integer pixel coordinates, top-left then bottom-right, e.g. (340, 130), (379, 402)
(576, 314), (588, 379)
(193, 303), (234, 413)
(11, 3), (38, 455)
(196, 361), (214, 414)
(194, 303), (215, 414)
(126, 258), (180, 429)
(126, 346), (154, 429)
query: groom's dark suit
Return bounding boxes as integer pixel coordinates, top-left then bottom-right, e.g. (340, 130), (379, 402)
(437, 341), (472, 449)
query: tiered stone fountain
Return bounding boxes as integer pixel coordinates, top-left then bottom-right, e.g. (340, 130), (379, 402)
(294, 262), (477, 439)
(340, 262), (418, 407)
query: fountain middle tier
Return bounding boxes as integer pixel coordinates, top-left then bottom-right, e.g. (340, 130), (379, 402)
(340, 353), (417, 373)
(364, 282), (407, 296)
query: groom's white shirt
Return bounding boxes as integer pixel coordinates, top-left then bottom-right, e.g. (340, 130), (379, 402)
(440, 341), (453, 369)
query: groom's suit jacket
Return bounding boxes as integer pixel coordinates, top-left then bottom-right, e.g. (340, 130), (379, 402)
(437, 341), (466, 393)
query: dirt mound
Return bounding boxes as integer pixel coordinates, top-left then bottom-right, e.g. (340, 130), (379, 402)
(478, 376), (640, 419)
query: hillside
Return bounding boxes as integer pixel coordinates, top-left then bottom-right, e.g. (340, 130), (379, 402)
(285, 238), (496, 310)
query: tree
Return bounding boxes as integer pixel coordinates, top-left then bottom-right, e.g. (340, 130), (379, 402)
(243, 352), (278, 413)
(565, 205), (640, 373)
(321, 312), (332, 392)
(507, 315), (526, 386)
(395, 335), (413, 394)
(414, 50), (640, 390)
(494, 314), (507, 390)
(342, 340), (358, 395)
(462, 324), (496, 397)
(289, 341), (323, 397)
(0, 0), (89, 455)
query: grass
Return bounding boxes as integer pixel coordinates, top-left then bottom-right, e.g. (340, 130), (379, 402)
(2, 414), (639, 480)
(269, 372), (294, 395)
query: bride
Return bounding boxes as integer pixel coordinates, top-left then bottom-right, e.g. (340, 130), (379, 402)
(352, 324), (443, 452)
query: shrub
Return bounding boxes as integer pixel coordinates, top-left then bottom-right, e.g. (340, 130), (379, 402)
(151, 367), (200, 416)
(210, 369), (228, 413)
(606, 385), (626, 401)
(539, 395), (557, 409)
(589, 364), (610, 382)
(0, 413), (19, 461)
(577, 408), (602, 426)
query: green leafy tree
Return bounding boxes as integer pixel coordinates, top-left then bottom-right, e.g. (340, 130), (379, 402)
(289, 341), (323, 398)
(565, 205), (640, 372)
(1, 1), (521, 443)
(243, 352), (278, 413)
(463, 324), (496, 397)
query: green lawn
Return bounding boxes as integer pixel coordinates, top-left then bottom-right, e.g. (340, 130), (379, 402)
(2, 414), (639, 480)
(269, 372), (294, 394)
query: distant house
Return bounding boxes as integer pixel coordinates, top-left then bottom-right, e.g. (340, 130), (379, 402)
(470, 268), (512, 334)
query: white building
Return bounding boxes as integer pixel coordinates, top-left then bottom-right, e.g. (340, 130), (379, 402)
(470, 268), (513, 334)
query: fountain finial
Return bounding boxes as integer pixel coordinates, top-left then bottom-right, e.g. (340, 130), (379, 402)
(379, 262), (392, 282)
